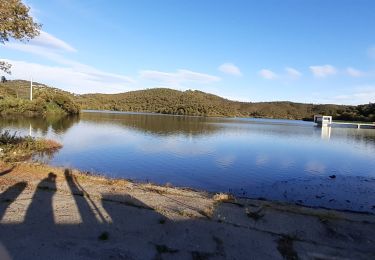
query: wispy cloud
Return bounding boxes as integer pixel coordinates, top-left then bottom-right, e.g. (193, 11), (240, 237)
(1, 59), (134, 94)
(218, 63), (242, 76)
(139, 69), (221, 86)
(5, 31), (76, 53)
(258, 69), (277, 80)
(309, 65), (337, 78)
(3, 31), (135, 93)
(32, 31), (77, 52)
(285, 67), (302, 79)
(346, 67), (364, 77)
(330, 85), (375, 105)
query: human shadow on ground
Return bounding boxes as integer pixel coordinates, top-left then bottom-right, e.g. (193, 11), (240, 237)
(24, 172), (56, 225)
(64, 169), (100, 224)
(0, 168), (234, 259)
(0, 182), (27, 220)
(1, 169), (366, 259)
(0, 166), (15, 177)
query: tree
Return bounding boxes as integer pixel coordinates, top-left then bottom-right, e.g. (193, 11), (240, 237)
(0, 0), (41, 73)
(1, 76), (7, 83)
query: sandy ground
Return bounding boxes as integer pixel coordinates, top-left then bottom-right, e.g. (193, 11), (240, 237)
(0, 161), (374, 260)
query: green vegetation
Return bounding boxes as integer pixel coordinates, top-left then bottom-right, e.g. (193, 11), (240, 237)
(76, 88), (375, 121)
(1, 0), (41, 74)
(1, 80), (374, 121)
(0, 80), (80, 116)
(0, 129), (62, 162)
(76, 88), (237, 117)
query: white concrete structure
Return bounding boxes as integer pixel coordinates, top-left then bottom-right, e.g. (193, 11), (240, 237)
(314, 115), (375, 129)
(314, 115), (332, 127)
(30, 77), (33, 101)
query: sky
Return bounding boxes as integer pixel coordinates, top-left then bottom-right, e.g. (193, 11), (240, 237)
(1, 0), (375, 105)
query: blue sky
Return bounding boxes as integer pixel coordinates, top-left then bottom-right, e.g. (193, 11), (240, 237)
(1, 0), (375, 104)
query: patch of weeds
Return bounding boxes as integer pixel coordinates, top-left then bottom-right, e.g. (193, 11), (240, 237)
(178, 210), (196, 218)
(165, 182), (173, 188)
(213, 193), (235, 202)
(246, 208), (265, 221)
(146, 187), (165, 195)
(98, 231), (109, 241)
(315, 211), (340, 222)
(277, 235), (298, 260)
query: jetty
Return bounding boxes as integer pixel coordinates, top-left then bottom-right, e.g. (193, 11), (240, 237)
(314, 115), (375, 129)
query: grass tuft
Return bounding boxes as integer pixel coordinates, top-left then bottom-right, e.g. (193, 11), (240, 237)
(213, 193), (235, 203)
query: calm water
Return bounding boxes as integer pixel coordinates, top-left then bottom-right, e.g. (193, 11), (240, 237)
(2, 111), (375, 213)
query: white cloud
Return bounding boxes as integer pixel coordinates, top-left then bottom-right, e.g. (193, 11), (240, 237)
(346, 67), (364, 77)
(258, 69), (277, 80)
(3, 30), (135, 93)
(218, 63), (242, 76)
(330, 85), (375, 105)
(31, 31), (77, 52)
(139, 69), (220, 86)
(6, 31), (76, 53)
(309, 65), (337, 78)
(285, 67), (302, 79)
(1, 59), (135, 94)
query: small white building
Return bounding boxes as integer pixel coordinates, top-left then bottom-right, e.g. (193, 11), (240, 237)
(314, 115), (332, 127)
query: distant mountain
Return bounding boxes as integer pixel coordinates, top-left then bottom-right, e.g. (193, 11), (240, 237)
(1, 80), (374, 121)
(76, 88), (374, 121)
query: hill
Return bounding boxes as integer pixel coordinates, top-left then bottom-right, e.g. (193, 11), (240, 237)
(76, 88), (375, 121)
(1, 80), (374, 121)
(0, 80), (80, 116)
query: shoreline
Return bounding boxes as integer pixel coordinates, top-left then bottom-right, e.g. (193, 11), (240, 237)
(1, 161), (375, 259)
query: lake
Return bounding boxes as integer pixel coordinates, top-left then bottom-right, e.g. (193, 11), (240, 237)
(1, 111), (375, 213)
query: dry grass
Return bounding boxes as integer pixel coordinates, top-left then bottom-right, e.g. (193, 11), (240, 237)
(213, 193), (235, 203)
(0, 135), (62, 162)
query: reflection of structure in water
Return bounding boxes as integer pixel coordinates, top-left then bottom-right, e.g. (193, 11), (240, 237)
(321, 126), (331, 140)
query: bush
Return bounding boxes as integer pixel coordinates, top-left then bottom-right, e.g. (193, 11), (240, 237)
(0, 130), (24, 145)
(0, 130), (62, 162)
(53, 93), (80, 114)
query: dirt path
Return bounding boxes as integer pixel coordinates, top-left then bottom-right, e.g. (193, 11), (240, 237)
(0, 162), (374, 259)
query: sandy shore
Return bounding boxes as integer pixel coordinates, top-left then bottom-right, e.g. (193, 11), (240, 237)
(0, 161), (374, 259)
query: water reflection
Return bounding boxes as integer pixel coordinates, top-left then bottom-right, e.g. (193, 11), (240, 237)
(321, 126), (331, 140)
(80, 111), (223, 137)
(1, 111), (375, 213)
(0, 115), (79, 136)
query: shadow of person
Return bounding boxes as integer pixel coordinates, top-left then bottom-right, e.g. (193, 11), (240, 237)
(64, 169), (100, 225)
(24, 172), (57, 225)
(0, 166), (16, 177)
(0, 182), (27, 220)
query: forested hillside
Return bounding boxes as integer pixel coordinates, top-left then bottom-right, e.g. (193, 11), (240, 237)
(76, 88), (375, 121)
(1, 80), (374, 121)
(75, 88), (237, 117)
(0, 80), (80, 116)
